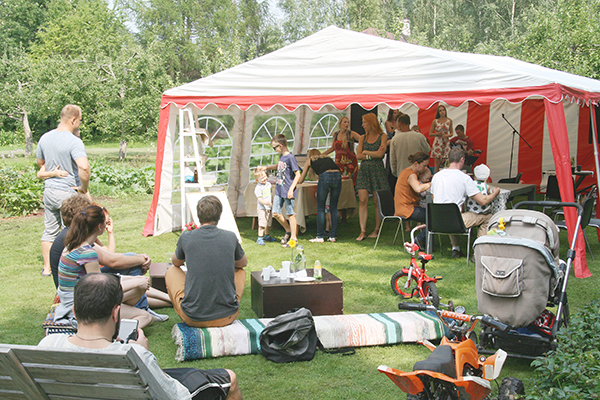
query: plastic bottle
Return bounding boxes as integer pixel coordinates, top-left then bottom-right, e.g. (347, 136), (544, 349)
(313, 259), (322, 280)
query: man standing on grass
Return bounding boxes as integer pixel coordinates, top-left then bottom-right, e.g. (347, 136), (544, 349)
(36, 104), (90, 277)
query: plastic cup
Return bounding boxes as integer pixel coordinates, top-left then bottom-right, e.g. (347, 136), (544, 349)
(262, 267), (271, 281)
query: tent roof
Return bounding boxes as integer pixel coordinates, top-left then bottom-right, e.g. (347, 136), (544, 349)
(163, 26), (600, 111)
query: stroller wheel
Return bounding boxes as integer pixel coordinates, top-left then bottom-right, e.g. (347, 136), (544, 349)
(497, 377), (525, 400)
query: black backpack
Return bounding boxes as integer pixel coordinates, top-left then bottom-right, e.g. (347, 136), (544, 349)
(259, 308), (318, 363)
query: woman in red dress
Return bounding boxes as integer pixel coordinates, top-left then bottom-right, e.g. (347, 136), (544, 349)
(323, 116), (361, 185)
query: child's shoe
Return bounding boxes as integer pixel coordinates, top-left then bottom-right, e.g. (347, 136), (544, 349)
(256, 237), (265, 246)
(263, 234), (277, 242)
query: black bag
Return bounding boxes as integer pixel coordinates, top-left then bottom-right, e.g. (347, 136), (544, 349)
(163, 368), (227, 400)
(259, 308), (318, 363)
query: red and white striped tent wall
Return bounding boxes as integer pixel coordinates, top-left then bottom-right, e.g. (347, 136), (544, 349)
(145, 26), (600, 277)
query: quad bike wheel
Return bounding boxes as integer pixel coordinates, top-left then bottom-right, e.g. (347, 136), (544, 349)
(423, 282), (440, 308)
(391, 270), (416, 297)
(497, 377), (525, 400)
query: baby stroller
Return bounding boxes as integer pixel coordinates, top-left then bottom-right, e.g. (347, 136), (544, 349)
(472, 200), (585, 359)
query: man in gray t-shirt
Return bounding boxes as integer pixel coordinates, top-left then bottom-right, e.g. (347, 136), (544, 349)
(36, 104), (90, 276)
(166, 195), (248, 328)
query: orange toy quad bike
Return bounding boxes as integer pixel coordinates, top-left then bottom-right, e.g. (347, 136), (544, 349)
(391, 224), (442, 308)
(378, 302), (525, 400)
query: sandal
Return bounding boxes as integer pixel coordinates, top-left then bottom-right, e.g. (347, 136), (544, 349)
(367, 230), (379, 239)
(280, 232), (291, 245)
(356, 231), (366, 241)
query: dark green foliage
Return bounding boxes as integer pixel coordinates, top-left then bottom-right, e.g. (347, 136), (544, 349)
(526, 299), (600, 400)
(90, 160), (155, 195)
(0, 166), (43, 217)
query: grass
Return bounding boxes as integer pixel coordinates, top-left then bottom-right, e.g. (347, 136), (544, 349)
(1, 144), (599, 399)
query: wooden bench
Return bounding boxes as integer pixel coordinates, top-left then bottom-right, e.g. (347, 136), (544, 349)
(0, 344), (172, 400)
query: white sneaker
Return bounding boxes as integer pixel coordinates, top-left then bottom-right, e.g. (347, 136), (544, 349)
(309, 237), (325, 243)
(147, 309), (169, 322)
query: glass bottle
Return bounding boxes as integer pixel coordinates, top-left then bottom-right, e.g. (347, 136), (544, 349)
(293, 245), (306, 274)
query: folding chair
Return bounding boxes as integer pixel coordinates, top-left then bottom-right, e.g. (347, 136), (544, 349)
(374, 190), (405, 249)
(426, 203), (473, 267)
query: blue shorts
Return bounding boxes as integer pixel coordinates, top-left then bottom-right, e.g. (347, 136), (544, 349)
(272, 194), (295, 216)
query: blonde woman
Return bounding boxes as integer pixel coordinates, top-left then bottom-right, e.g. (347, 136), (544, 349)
(323, 116), (361, 185)
(355, 113), (390, 241)
(429, 104), (453, 173)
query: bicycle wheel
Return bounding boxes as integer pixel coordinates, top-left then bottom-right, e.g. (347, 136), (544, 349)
(391, 270), (416, 297)
(423, 282), (440, 308)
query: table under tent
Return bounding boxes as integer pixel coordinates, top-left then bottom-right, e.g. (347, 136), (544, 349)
(144, 26), (600, 278)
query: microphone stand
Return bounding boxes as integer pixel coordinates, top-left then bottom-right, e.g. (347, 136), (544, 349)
(502, 113), (533, 178)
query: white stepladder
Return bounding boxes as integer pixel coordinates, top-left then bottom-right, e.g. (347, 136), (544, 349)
(178, 107), (213, 229)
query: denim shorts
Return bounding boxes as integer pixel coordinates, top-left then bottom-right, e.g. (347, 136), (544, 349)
(272, 194), (295, 216)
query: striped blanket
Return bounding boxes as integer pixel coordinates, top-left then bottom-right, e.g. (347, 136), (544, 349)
(172, 311), (444, 361)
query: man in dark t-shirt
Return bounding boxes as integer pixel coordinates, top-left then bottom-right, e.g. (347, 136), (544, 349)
(166, 195), (248, 328)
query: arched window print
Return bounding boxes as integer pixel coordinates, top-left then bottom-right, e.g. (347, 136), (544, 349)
(309, 114), (340, 151)
(250, 116), (295, 179)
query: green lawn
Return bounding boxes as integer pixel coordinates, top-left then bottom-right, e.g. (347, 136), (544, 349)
(1, 145), (598, 399)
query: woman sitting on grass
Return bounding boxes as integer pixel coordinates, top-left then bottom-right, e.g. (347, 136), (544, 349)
(53, 204), (153, 328)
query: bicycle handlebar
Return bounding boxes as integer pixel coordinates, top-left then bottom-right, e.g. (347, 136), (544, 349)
(398, 302), (431, 312)
(398, 302), (512, 332)
(481, 315), (511, 332)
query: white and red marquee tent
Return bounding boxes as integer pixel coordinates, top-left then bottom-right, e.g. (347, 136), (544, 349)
(145, 26), (600, 277)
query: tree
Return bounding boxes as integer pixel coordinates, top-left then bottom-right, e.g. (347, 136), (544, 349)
(278, 0), (347, 43)
(131, 0), (259, 81)
(0, 0), (48, 56)
(506, 0), (600, 79)
(21, 0), (172, 157)
(0, 52), (35, 155)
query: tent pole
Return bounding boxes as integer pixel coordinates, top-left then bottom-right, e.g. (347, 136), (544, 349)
(591, 104), (600, 192)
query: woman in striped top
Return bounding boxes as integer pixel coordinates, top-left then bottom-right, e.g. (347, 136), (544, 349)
(54, 205), (152, 328)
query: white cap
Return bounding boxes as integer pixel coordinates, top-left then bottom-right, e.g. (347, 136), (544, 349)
(474, 164), (490, 181)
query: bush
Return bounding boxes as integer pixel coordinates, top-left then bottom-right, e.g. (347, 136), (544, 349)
(90, 160), (155, 196)
(526, 299), (600, 400)
(0, 167), (44, 217)
(0, 130), (22, 146)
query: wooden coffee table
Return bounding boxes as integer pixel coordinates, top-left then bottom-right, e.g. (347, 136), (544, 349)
(251, 269), (343, 318)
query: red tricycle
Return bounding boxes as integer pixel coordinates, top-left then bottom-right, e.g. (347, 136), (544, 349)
(391, 224), (442, 308)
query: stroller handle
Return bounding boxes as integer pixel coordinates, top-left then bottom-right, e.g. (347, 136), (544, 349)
(514, 201), (583, 214)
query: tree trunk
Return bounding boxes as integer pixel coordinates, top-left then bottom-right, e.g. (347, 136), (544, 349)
(22, 109), (33, 156)
(119, 139), (127, 161)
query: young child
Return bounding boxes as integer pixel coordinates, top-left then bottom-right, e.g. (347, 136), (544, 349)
(253, 169), (277, 245)
(257, 134), (301, 247)
(417, 168), (433, 209)
(466, 164), (492, 214)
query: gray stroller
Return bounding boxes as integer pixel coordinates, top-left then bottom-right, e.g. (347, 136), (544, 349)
(472, 201), (585, 359)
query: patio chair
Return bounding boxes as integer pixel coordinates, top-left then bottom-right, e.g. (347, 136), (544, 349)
(426, 203), (473, 267)
(554, 195), (595, 260)
(374, 190), (405, 249)
(497, 172), (522, 184)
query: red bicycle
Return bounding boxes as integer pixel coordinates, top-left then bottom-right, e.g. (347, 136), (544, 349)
(391, 224), (442, 308)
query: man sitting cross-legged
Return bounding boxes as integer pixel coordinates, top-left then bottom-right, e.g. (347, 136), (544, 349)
(39, 273), (242, 400)
(166, 195), (248, 328)
(431, 147), (500, 258)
